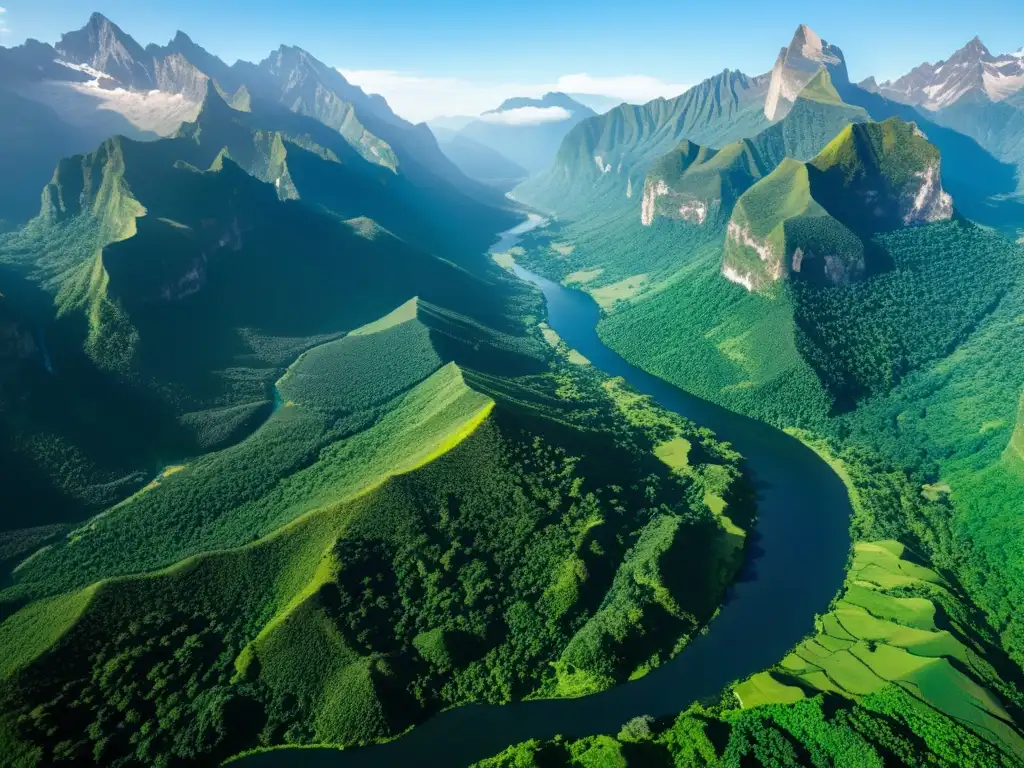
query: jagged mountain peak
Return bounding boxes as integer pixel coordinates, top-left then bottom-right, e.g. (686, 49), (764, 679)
(874, 35), (1024, 108)
(764, 24), (848, 121)
(56, 11), (155, 89)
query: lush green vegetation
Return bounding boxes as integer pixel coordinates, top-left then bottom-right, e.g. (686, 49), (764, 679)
(0, 294), (751, 765)
(0, 92), (524, 529)
(475, 688), (1020, 768)
(511, 87), (1024, 765)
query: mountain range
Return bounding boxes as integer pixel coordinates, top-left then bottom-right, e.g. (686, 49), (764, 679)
(0, 12), (509, 228)
(3, 12), (1024, 768)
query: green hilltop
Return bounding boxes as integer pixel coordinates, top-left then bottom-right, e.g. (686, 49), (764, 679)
(722, 118), (953, 292)
(0, 89), (521, 528)
(0, 295), (752, 764)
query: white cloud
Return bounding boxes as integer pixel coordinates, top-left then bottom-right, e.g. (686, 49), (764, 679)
(551, 74), (690, 104)
(479, 106), (572, 125)
(338, 68), (690, 124)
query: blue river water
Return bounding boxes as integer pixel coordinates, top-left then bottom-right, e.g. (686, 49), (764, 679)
(238, 216), (852, 767)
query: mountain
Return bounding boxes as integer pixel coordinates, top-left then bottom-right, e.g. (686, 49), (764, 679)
(764, 24), (849, 120)
(0, 85), (517, 525)
(454, 92), (597, 175)
(722, 118), (953, 291)
(875, 37), (1024, 109)
(514, 25), (857, 219)
(0, 13), (511, 228)
(0, 207), (751, 764)
(641, 70), (868, 227)
(566, 92), (624, 114)
(431, 127), (528, 192)
(514, 69), (772, 217)
(861, 38), (1024, 198)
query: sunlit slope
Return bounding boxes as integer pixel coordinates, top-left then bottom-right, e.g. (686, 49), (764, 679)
(722, 118), (953, 292)
(0, 299), (751, 764)
(519, 69), (866, 224)
(0, 104), (520, 525)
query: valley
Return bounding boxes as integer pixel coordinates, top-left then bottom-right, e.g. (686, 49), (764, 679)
(2, 8), (1024, 768)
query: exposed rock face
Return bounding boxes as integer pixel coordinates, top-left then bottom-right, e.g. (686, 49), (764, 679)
(56, 12), (156, 90)
(722, 265), (755, 292)
(903, 163), (954, 224)
(764, 25), (848, 120)
(153, 53), (209, 101)
(679, 200), (709, 224)
(875, 36), (1024, 109)
(641, 179), (669, 225)
(726, 220), (783, 285)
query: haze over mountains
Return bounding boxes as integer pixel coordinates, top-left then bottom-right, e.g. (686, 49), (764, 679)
(0, 12), (508, 228)
(3, 10), (1024, 768)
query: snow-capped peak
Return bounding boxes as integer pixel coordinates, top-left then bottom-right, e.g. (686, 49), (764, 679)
(873, 36), (1024, 109)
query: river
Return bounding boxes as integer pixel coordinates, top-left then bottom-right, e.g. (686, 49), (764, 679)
(237, 215), (852, 767)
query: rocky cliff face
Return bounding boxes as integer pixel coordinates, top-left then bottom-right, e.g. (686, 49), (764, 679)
(152, 53), (209, 101)
(721, 119), (953, 294)
(764, 25), (848, 121)
(55, 12), (156, 90)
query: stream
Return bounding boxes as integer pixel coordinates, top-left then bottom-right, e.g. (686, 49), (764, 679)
(238, 215), (852, 767)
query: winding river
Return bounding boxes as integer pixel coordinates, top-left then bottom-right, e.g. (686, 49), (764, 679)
(239, 216), (852, 767)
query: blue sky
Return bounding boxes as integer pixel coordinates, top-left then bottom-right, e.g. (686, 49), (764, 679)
(2, 1), (1023, 120)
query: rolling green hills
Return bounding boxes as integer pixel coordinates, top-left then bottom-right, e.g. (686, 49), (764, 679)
(0, 296), (752, 765)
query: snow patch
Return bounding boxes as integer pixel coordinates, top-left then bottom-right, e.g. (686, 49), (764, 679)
(984, 70), (1024, 101)
(626, 178), (632, 199)
(594, 155), (611, 174)
(23, 59), (201, 136)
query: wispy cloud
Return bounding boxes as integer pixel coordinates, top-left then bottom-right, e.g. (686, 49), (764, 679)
(479, 106), (572, 126)
(338, 68), (690, 123)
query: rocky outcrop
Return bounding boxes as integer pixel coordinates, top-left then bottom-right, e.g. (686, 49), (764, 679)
(902, 163), (954, 224)
(764, 25), (848, 120)
(56, 12), (156, 90)
(641, 179), (669, 225)
(153, 53), (209, 102)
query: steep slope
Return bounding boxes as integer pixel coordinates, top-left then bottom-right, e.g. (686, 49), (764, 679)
(876, 37), (1024, 110)
(0, 91), (517, 528)
(515, 69), (771, 216)
(0, 13), (513, 229)
(0, 297), (751, 764)
(514, 25), (852, 220)
(722, 118), (953, 292)
(458, 92), (597, 175)
(234, 45), (508, 207)
(763, 24), (849, 120)
(640, 70), (868, 227)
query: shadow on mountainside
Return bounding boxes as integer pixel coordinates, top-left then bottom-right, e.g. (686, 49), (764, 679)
(838, 83), (1024, 233)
